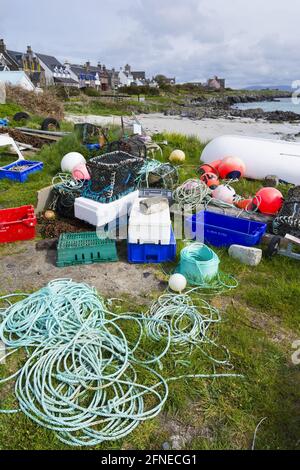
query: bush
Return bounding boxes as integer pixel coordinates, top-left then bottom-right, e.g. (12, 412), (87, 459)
(83, 87), (102, 97)
(6, 85), (64, 120)
(118, 85), (160, 96)
(53, 85), (81, 100)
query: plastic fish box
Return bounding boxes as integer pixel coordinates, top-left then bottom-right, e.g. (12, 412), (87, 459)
(186, 210), (267, 248)
(0, 160), (43, 183)
(0, 205), (37, 243)
(57, 232), (118, 267)
(128, 228), (176, 264)
(74, 191), (139, 227)
(128, 198), (171, 245)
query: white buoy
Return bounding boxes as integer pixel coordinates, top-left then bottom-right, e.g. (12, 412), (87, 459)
(169, 274), (187, 293)
(61, 152), (86, 173)
(212, 185), (236, 204)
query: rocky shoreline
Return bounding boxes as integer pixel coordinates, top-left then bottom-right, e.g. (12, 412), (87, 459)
(164, 91), (300, 123)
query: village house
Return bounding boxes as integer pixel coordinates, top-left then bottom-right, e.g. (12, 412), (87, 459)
(0, 39), (21, 71)
(0, 39), (154, 92)
(0, 40), (78, 88)
(67, 61), (119, 91)
(119, 64), (147, 87)
(35, 52), (78, 88)
(207, 76), (226, 90)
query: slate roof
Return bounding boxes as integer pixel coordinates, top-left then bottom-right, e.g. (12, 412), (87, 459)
(132, 71), (146, 81)
(36, 53), (64, 72)
(6, 50), (23, 68)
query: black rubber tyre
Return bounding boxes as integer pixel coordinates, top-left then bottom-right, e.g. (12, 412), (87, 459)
(13, 112), (30, 122)
(41, 118), (60, 131)
(265, 236), (281, 258)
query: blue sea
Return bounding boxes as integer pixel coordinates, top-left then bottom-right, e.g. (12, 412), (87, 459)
(232, 97), (300, 114)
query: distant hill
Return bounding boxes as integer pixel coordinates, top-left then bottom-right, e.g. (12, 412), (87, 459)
(244, 85), (291, 91)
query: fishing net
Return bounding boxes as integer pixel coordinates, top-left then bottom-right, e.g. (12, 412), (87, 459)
(107, 137), (148, 159)
(86, 151), (144, 200)
(273, 186), (300, 237)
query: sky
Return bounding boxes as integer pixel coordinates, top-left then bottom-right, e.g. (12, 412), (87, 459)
(1, 0), (299, 88)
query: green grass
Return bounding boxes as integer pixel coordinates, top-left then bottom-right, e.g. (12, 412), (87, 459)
(64, 96), (171, 117)
(0, 102), (23, 119)
(0, 130), (300, 450)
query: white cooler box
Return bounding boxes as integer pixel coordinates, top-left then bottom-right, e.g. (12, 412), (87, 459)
(128, 198), (171, 245)
(75, 191), (139, 227)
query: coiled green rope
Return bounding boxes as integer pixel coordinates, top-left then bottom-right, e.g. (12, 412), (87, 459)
(0, 279), (241, 447)
(176, 243), (238, 293)
(173, 179), (211, 211)
(146, 289), (232, 367)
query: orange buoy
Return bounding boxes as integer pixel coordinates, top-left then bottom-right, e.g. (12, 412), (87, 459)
(218, 156), (246, 180)
(200, 172), (220, 190)
(234, 198), (253, 210)
(252, 187), (284, 215)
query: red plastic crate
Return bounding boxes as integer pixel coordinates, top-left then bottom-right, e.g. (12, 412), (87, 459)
(0, 205), (37, 243)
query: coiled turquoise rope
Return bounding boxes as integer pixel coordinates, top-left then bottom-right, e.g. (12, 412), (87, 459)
(146, 289), (232, 367)
(0, 279), (241, 447)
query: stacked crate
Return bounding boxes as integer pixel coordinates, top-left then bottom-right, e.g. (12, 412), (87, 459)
(128, 198), (176, 264)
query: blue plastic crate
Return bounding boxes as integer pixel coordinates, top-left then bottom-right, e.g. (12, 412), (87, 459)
(128, 228), (176, 264)
(186, 211), (267, 248)
(0, 160), (44, 183)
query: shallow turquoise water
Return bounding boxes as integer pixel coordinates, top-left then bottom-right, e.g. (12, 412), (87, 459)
(233, 97), (300, 113)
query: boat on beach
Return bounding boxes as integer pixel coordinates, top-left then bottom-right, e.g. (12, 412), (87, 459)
(201, 135), (300, 185)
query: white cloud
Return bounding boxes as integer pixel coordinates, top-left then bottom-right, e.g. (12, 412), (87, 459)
(1, 0), (300, 87)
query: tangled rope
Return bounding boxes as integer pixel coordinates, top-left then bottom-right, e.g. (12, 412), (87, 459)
(146, 290), (232, 367)
(0, 280), (169, 446)
(0, 280), (241, 447)
(50, 174), (84, 214)
(173, 179), (211, 211)
(52, 173), (84, 191)
(136, 159), (179, 189)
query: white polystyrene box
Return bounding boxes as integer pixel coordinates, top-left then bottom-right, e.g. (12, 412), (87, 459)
(128, 198), (171, 245)
(74, 191), (139, 227)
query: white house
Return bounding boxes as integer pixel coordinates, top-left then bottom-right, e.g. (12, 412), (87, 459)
(118, 64), (146, 87)
(0, 71), (35, 91)
(119, 67), (134, 87)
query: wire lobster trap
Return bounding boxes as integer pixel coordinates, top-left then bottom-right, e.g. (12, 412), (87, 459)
(86, 151), (144, 200)
(273, 186), (300, 237)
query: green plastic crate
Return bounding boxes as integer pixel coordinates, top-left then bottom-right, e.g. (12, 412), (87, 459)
(57, 232), (118, 267)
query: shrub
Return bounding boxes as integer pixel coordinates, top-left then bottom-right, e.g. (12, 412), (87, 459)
(83, 87), (102, 97)
(118, 85), (160, 96)
(53, 85), (81, 100)
(5, 85), (64, 120)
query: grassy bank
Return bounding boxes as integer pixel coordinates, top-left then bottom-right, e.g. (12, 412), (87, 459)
(0, 131), (299, 450)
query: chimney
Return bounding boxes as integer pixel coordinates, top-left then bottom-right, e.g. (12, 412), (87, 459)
(0, 39), (6, 53)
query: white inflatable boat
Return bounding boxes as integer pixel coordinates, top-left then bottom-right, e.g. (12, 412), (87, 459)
(201, 135), (300, 185)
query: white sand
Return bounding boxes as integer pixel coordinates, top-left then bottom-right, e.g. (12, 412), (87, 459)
(66, 113), (300, 141)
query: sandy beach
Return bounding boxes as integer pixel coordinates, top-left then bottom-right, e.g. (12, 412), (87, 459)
(66, 112), (300, 142)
